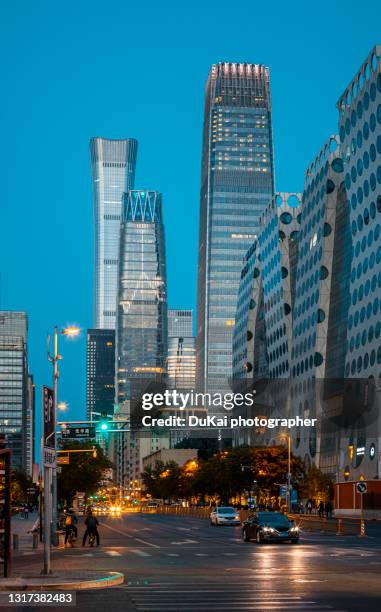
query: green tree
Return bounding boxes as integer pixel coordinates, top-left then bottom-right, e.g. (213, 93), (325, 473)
(57, 441), (112, 506)
(10, 469), (34, 505)
(298, 465), (333, 502)
(141, 461), (182, 501)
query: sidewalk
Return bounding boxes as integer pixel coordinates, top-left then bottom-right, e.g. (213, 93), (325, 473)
(0, 570), (124, 591)
(11, 511), (40, 550)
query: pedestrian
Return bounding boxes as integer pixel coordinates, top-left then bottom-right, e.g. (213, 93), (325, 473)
(325, 500), (333, 519)
(306, 499), (313, 515)
(318, 500), (325, 518)
(23, 504), (29, 520)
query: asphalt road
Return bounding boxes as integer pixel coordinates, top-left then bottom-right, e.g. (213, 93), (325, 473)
(14, 512), (381, 611)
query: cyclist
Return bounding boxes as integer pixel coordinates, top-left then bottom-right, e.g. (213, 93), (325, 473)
(64, 508), (78, 544)
(82, 509), (100, 546)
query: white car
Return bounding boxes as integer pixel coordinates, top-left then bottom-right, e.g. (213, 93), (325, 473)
(210, 506), (241, 526)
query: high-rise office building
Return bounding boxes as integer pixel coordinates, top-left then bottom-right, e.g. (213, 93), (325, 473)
(336, 45), (381, 480)
(167, 310), (196, 390)
(86, 329), (115, 421)
(232, 193), (301, 446)
(168, 309), (193, 338)
(196, 62), (275, 397)
(90, 137), (138, 329)
(115, 190), (168, 487)
(0, 311), (34, 475)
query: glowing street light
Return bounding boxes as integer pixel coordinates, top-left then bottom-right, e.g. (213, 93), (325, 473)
(57, 402), (68, 411)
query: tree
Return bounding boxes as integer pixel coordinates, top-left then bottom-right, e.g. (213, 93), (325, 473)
(141, 461), (182, 501)
(298, 465), (333, 502)
(57, 441), (112, 506)
(10, 469), (34, 505)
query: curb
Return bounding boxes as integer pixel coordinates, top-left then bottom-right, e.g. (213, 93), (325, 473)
(0, 571), (124, 591)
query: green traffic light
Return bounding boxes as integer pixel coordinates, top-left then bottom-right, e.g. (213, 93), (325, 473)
(100, 422), (108, 431)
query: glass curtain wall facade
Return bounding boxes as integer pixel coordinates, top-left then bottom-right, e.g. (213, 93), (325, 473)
(0, 312), (32, 474)
(167, 310), (196, 390)
(196, 62), (275, 398)
(90, 137), (138, 329)
(86, 329), (115, 421)
(115, 190), (168, 487)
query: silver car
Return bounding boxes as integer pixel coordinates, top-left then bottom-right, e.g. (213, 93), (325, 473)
(210, 506), (241, 526)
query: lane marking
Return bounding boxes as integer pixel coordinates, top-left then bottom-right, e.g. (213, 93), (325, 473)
(134, 537), (160, 549)
(131, 549), (150, 557)
(106, 550), (122, 556)
(170, 539), (198, 545)
(167, 553), (180, 557)
(101, 522), (160, 548)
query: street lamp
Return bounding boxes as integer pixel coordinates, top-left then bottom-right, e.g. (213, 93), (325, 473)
(280, 433), (292, 512)
(48, 324), (80, 534)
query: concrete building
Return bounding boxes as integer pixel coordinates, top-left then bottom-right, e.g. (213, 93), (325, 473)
(143, 448), (198, 470)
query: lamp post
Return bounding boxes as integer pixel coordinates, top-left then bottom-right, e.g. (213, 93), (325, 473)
(280, 433), (292, 512)
(48, 325), (80, 534)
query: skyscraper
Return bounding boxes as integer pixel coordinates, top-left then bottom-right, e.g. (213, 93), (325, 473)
(86, 329), (115, 421)
(167, 310), (196, 390)
(0, 311), (34, 475)
(196, 62), (275, 397)
(90, 137), (138, 329)
(115, 190), (168, 487)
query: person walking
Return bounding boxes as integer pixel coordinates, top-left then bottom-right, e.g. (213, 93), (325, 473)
(318, 500), (325, 518)
(325, 500), (333, 519)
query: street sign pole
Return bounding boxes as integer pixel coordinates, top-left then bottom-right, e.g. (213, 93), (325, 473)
(42, 386), (55, 575)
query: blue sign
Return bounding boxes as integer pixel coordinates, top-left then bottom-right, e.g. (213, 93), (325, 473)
(291, 489), (298, 503)
(279, 485), (287, 498)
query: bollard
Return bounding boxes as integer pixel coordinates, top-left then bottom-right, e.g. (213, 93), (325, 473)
(33, 533), (39, 548)
(13, 533), (19, 550)
(358, 518), (367, 538)
(336, 518), (343, 536)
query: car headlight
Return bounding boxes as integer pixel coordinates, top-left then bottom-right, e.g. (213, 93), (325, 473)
(290, 526), (299, 532)
(235, 515), (240, 519)
(262, 527), (274, 532)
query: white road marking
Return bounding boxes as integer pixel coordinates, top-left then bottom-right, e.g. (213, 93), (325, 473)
(134, 537), (160, 548)
(131, 549), (150, 557)
(167, 553), (180, 556)
(170, 539), (198, 545)
(106, 550), (121, 556)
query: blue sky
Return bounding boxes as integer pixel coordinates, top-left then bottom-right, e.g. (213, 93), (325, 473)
(0, 0), (380, 455)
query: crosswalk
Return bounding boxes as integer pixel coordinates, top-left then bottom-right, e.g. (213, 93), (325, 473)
(125, 581), (342, 611)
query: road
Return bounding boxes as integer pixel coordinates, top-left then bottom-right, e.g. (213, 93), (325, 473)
(13, 511), (381, 611)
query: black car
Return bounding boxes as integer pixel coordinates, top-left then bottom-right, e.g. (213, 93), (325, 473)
(242, 511), (299, 544)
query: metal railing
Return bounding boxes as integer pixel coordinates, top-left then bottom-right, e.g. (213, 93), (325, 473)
(141, 505), (378, 537)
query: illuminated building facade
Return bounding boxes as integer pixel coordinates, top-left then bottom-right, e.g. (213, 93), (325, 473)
(196, 62), (275, 397)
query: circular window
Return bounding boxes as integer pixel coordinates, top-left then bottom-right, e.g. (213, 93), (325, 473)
(331, 158), (343, 173)
(280, 212), (292, 225)
(287, 194), (300, 208)
(326, 179), (335, 194)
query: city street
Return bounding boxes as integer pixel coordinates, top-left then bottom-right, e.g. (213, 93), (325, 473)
(12, 512), (381, 611)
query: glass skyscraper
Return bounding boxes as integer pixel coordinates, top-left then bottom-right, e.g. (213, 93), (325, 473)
(86, 329), (115, 421)
(90, 137), (138, 329)
(0, 311), (34, 475)
(196, 62), (275, 396)
(115, 190), (168, 487)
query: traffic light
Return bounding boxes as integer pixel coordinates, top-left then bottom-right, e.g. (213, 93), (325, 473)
(100, 422), (108, 431)
(100, 410), (110, 432)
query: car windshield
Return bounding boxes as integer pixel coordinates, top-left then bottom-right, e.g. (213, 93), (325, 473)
(217, 507), (236, 514)
(258, 513), (290, 526)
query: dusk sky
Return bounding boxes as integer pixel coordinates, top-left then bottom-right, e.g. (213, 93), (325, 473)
(1, 0), (380, 454)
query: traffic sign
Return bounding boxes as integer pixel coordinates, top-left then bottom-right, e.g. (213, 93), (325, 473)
(43, 447), (56, 469)
(56, 455), (69, 465)
(43, 386), (55, 448)
(356, 481), (367, 494)
(61, 426), (95, 440)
